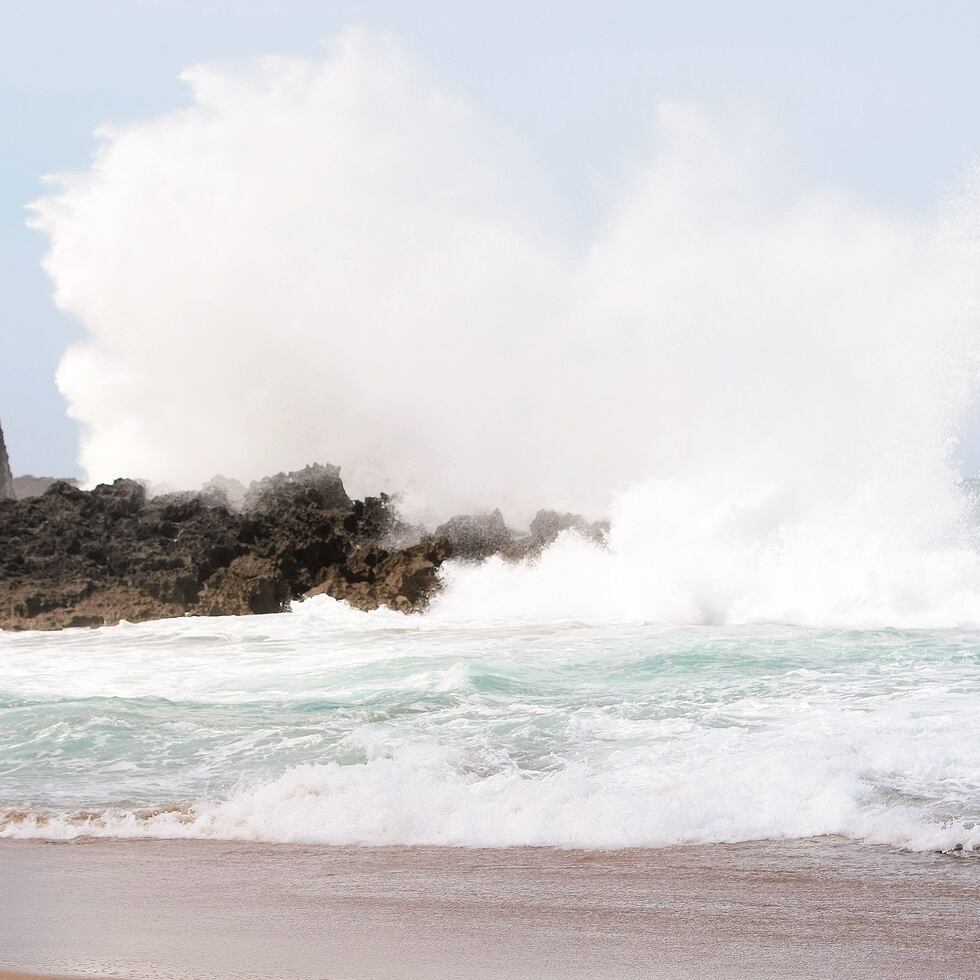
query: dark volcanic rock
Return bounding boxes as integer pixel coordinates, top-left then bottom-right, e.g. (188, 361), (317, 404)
(306, 537), (453, 613)
(243, 463), (351, 513)
(0, 466), (448, 630)
(197, 555), (291, 616)
(0, 457), (609, 631)
(434, 509), (514, 560)
(530, 509), (596, 541)
(201, 474), (246, 508)
(501, 509), (610, 560)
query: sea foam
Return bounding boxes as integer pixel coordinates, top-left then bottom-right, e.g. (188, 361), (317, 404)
(1, 607), (978, 852)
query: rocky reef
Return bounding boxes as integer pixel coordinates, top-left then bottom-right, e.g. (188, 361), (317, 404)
(0, 463), (606, 630)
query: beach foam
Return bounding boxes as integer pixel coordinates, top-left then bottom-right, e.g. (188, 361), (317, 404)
(2, 612), (977, 852)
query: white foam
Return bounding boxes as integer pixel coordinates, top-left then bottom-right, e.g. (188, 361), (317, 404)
(30, 32), (980, 528)
(3, 754), (976, 853)
(2, 614), (977, 852)
(425, 481), (980, 628)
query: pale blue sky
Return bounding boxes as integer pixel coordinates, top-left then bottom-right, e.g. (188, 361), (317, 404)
(4, 0), (980, 475)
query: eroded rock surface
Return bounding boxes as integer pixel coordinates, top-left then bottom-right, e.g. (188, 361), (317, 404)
(503, 509), (610, 560)
(434, 509), (514, 560)
(0, 466), (431, 630)
(0, 464), (607, 630)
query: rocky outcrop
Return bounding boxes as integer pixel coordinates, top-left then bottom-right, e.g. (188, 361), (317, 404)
(0, 422), (13, 501)
(0, 466), (421, 630)
(434, 509), (514, 560)
(197, 555), (291, 616)
(432, 507), (608, 562)
(502, 509), (610, 560)
(305, 537), (452, 613)
(0, 463), (607, 631)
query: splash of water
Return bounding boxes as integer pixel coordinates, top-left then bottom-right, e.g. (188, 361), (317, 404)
(29, 29), (980, 625)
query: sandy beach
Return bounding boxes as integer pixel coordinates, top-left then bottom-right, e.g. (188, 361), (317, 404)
(0, 836), (977, 979)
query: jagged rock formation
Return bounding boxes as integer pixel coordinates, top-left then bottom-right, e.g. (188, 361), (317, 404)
(502, 509), (610, 560)
(0, 422), (13, 501)
(0, 463), (607, 631)
(434, 507), (609, 562)
(434, 509), (514, 560)
(0, 466), (414, 629)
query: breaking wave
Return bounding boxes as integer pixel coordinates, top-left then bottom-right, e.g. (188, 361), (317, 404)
(29, 29), (980, 628)
(1, 610), (978, 851)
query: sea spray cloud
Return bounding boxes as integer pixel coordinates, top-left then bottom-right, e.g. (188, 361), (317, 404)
(29, 29), (980, 623)
(32, 30), (575, 514)
(32, 29), (978, 512)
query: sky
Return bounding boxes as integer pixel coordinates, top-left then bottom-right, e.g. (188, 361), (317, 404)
(5, 0), (980, 477)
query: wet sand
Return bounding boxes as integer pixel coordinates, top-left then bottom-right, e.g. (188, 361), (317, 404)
(0, 974), (85, 980)
(0, 975), (78, 980)
(0, 837), (978, 979)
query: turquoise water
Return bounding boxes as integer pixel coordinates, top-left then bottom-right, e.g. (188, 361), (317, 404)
(1, 598), (978, 850)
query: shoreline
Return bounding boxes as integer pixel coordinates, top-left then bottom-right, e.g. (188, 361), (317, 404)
(0, 975), (79, 980)
(2, 836), (978, 979)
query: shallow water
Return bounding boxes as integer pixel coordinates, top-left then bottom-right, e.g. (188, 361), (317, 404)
(1, 596), (978, 850)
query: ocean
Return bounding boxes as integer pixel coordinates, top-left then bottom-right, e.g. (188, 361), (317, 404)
(2, 595), (977, 853)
